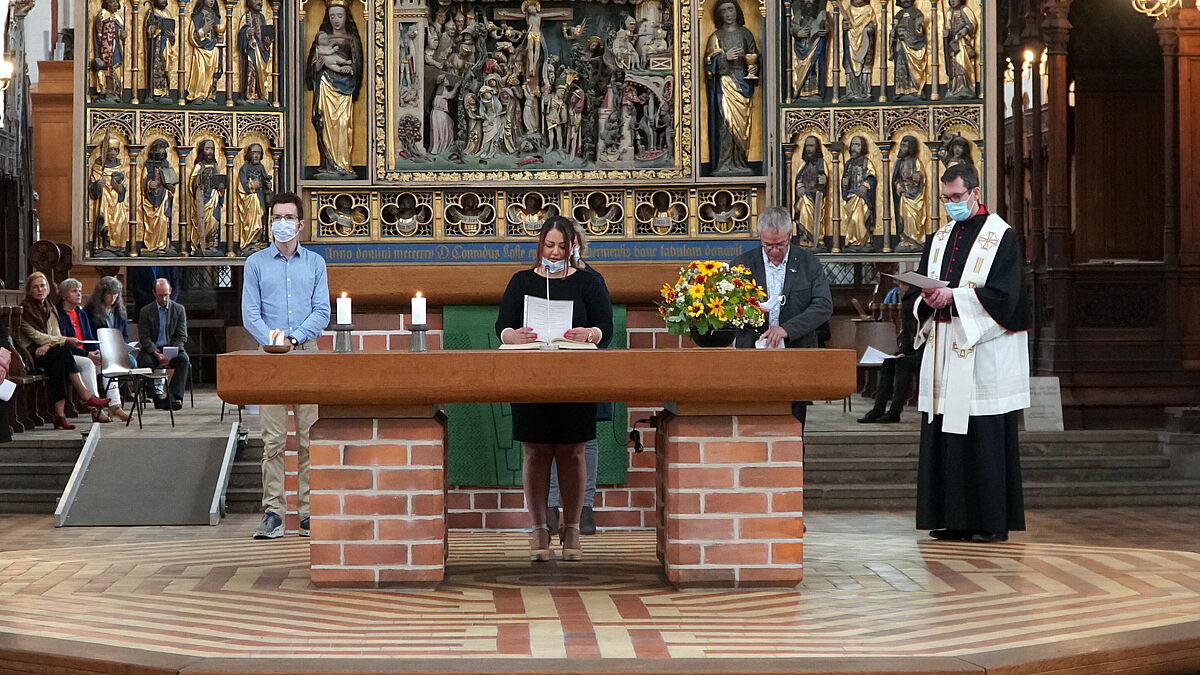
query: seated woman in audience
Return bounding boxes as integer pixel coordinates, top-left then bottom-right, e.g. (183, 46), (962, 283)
(495, 216), (613, 562)
(57, 278), (128, 423)
(85, 275), (131, 341)
(18, 272), (110, 430)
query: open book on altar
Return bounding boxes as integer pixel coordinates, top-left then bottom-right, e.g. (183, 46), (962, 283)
(498, 337), (598, 350)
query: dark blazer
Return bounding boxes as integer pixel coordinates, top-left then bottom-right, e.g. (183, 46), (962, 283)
(55, 303), (98, 357)
(730, 243), (833, 349)
(138, 300), (189, 355)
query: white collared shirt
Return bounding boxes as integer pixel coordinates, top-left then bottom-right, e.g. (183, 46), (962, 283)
(762, 248), (788, 327)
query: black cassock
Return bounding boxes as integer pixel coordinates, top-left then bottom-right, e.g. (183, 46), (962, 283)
(910, 209), (1029, 534)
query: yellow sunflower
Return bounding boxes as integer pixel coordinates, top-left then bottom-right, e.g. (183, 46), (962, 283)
(707, 297), (726, 315)
(688, 284), (705, 299)
(697, 261), (722, 275)
(660, 283), (675, 299)
(687, 302), (705, 318)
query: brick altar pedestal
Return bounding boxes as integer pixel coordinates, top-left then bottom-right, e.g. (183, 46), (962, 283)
(307, 406), (448, 589)
(657, 406), (804, 590)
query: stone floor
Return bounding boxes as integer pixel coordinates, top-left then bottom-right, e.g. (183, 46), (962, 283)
(0, 508), (1198, 671)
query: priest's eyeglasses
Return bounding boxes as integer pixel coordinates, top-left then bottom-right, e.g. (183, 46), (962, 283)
(939, 191), (971, 203)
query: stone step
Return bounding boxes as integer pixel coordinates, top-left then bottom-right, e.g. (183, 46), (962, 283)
(0, 464), (74, 490)
(804, 456), (1175, 485)
(804, 432), (1174, 459)
(804, 480), (1200, 510)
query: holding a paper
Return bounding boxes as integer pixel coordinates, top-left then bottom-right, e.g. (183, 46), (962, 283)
(495, 217), (614, 562)
(136, 278), (191, 410)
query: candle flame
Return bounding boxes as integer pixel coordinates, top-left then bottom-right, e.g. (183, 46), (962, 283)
(340, 291), (348, 298)
(416, 291), (423, 298)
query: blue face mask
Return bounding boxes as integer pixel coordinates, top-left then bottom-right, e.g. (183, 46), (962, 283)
(541, 257), (566, 274)
(944, 197), (973, 223)
(271, 219), (299, 243)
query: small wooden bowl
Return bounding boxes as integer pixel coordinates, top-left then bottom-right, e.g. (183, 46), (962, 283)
(262, 344), (292, 354)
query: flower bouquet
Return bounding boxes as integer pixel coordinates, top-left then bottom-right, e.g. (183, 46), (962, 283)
(658, 260), (767, 339)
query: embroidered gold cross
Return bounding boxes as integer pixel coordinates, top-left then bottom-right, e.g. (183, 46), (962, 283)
(935, 227), (952, 241)
(978, 232), (1000, 250)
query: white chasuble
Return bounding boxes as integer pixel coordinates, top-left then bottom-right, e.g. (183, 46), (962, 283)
(914, 214), (1030, 434)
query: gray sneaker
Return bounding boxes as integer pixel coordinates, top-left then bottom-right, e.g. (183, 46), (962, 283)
(299, 517), (310, 538)
(252, 511), (284, 539)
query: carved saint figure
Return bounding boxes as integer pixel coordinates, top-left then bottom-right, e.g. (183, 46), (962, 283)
(704, 0), (759, 176)
(90, 0), (127, 101)
(523, 0), (547, 89)
(185, 0), (225, 103)
(793, 135), (828, 251)
(544, 85), (568, 153)
(428, 75), (458, 155)
(788, 0), (827, 101)
(890, 0), (927, 100)
(841, 0), (878, 102)
(566, 86), (585, 157)
(840, 135), (876, 249)
(942, 134), (974, 169)
(477, 82), (505, 160)
(144, 0), (176, 102)
(188, 139), (226, 255)
(891, 135), (927, 249)
(305, 0), (365, 178)
(140, 139), (179, 253)
(89, 135), (129, 252)
(237, 0), (274, 104)
(612, 15), (639, 71)
(943, 0), (978, 99)
(235, 143), (272, 251)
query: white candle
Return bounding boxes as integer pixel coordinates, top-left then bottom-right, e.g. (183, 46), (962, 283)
(336, 292), (352, 325)
(411, 291), (427, 326)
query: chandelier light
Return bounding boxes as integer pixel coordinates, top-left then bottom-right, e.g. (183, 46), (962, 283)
(1131, 0), (1181, 18)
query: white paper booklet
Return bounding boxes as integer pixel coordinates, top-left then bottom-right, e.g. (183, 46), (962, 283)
(882, 271), (950, 290)
(859, 345), (898, 366)
(522, 295), (574, 342)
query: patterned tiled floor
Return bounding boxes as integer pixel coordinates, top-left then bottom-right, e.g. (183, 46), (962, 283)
(0, 510), (1198, 664)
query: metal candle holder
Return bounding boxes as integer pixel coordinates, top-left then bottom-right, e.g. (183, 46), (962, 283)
(408, 324), (430, 353)
(329, 323), (356, 353)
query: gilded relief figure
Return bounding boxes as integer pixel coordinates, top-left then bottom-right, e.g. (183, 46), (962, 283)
(704, 0), (759, 176)
(840, 135), (876, 250)
(841, 0), (877, 102)
(890, 0), (927, 100)
(793, 135), (828, 251)
(144, 0), (176, 102)
(235, 143), (272, 252)
(89, 134), (129, 253)
(90, 0), (127, 101)
(788, 0), (827, 101)
(140, 139), (180, 254)
(185, 0), (225, 103)
(188, 139), (227, 255)
(891, 135), (927, 249)
(943, 0), (978, 99)
(428, 75), (458, 155)
(237, 0), (274, 104)
(305, 0), (365, 178)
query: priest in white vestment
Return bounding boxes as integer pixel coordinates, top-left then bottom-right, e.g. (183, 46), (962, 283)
(911, 163), (1030, 543)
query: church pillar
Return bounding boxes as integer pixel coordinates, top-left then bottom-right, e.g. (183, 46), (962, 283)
(1006, 45), (1026, 255)
(1041, 0), (1071, 270)
(1174, 8), (1200, 367)
(1024, 3), (1046, 267)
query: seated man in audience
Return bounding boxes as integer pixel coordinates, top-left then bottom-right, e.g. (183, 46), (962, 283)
(137, 278), (190, 410)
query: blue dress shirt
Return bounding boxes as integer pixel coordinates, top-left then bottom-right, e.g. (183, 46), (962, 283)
(242, 243), (331, 346)
(156, 303), (169, 347)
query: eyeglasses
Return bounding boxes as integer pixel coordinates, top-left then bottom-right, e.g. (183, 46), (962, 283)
(939, 190), (974, 204)
(269, 215), (300, 223)
(760, 240), (790, 251)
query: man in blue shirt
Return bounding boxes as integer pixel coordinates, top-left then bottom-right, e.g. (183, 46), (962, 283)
(137, 278), (190, 410)
(242, 192), (330, 539)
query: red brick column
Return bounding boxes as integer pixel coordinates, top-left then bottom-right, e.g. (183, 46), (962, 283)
(657, 406), (804, 590)
(308, 407), (448, 589)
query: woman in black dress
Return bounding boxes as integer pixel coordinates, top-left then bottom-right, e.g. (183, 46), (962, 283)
(496, 216), (613, 562)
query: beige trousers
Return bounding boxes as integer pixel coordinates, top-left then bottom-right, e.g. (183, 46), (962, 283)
(260, 402), (318, 516)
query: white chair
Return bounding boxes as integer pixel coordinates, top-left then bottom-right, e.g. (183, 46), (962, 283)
(98, 327), (173, 429)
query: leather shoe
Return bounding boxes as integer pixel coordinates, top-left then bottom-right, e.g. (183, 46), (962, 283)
(929, 529), (972, 541)
(153, 397), (169, 410)
(876, 411), (901, 423)
(84, 395), (111, 408)
(170, 398), (183, 411)
(971, 531), (1008, 543)
(857, 409), (885, 423)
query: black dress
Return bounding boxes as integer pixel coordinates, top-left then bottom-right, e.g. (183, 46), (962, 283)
(495, 267), (614, 444)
